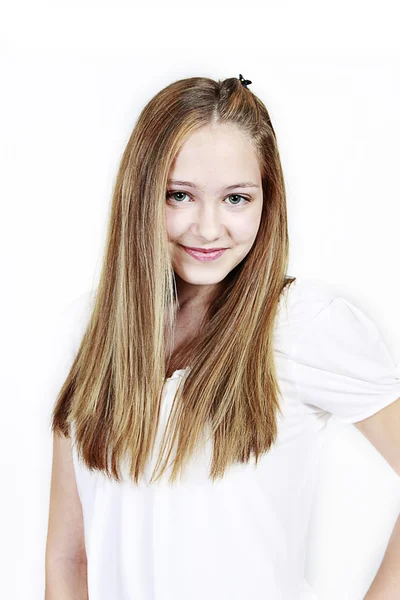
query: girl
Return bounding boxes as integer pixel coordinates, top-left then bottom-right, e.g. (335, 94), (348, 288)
(45, 75), (400, 599)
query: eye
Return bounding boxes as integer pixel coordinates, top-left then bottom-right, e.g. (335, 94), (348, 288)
(166, 191), (190, 203)
(166, 191), (251, 206)
(225, 194), (250, 206)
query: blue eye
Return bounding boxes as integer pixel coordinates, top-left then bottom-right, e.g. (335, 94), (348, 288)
(225, 194), (250, 206)
(166, 191), (190, 203)
(166, 191), (250, 206)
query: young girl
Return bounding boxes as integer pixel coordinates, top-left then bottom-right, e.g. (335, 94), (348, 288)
(45, 75), (400, 599)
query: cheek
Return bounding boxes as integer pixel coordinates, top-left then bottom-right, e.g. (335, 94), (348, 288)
(165, 210), (182, 240)
(231, 217), (261, 244)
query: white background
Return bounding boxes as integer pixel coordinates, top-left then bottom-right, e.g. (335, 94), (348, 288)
(1, 1), (400, 599)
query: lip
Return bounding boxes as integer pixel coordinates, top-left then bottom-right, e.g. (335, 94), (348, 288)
(181, 245), (228, 253)
(180, 245), (228, 262)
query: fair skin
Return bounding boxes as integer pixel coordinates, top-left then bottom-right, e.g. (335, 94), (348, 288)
(165, 122), (264, 332)
(45, 432), (88, 598)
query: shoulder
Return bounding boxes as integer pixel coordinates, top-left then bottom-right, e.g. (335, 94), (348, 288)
(276, 276), (390, 361)
(277, 275), (339, 336)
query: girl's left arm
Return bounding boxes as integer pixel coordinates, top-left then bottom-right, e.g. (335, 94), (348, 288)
(354, 397), (400, 599)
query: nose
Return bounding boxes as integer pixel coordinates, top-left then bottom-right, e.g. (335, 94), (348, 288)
(191, 202), (225, 242)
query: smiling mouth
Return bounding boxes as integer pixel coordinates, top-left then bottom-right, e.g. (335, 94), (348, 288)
(180, 245), (228, 253)
(179, 245), (228, 261)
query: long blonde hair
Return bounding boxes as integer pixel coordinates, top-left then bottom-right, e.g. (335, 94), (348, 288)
(50, 75), (296, 486)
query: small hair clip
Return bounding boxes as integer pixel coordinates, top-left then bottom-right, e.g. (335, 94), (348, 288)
(239, 73), (252, 89)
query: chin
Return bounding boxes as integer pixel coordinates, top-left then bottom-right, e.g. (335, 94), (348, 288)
(174, 266), (228, 283)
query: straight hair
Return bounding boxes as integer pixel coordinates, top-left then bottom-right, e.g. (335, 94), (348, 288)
(51, 75), (296, 486)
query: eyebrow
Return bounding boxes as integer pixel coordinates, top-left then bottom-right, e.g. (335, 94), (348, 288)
(167, 180), (260, 192)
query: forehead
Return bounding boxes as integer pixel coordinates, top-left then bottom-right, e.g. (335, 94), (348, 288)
(169, 123), (261, 190)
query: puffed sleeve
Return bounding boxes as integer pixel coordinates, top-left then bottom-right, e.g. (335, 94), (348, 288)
(292, 295), (400, 424)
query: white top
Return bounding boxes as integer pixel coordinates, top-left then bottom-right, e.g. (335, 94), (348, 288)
(52, 276), (400, 600)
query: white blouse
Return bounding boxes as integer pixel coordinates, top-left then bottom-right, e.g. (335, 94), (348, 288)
(52, 276), (400, 600)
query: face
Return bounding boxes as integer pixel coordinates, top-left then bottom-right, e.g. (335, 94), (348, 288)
(165, 122), (263, 310)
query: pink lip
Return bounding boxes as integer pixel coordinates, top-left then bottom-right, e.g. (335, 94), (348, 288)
(180, 245), (227, 261)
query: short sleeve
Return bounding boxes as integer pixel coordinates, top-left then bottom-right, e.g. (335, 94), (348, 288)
(292, 295), (400, 424)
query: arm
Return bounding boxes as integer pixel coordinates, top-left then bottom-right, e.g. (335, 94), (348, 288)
(45, 431), (88, 599)
(354, 396), (400, 599)
(45, 558), (88, 600)
(363, 511), (400, 600)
